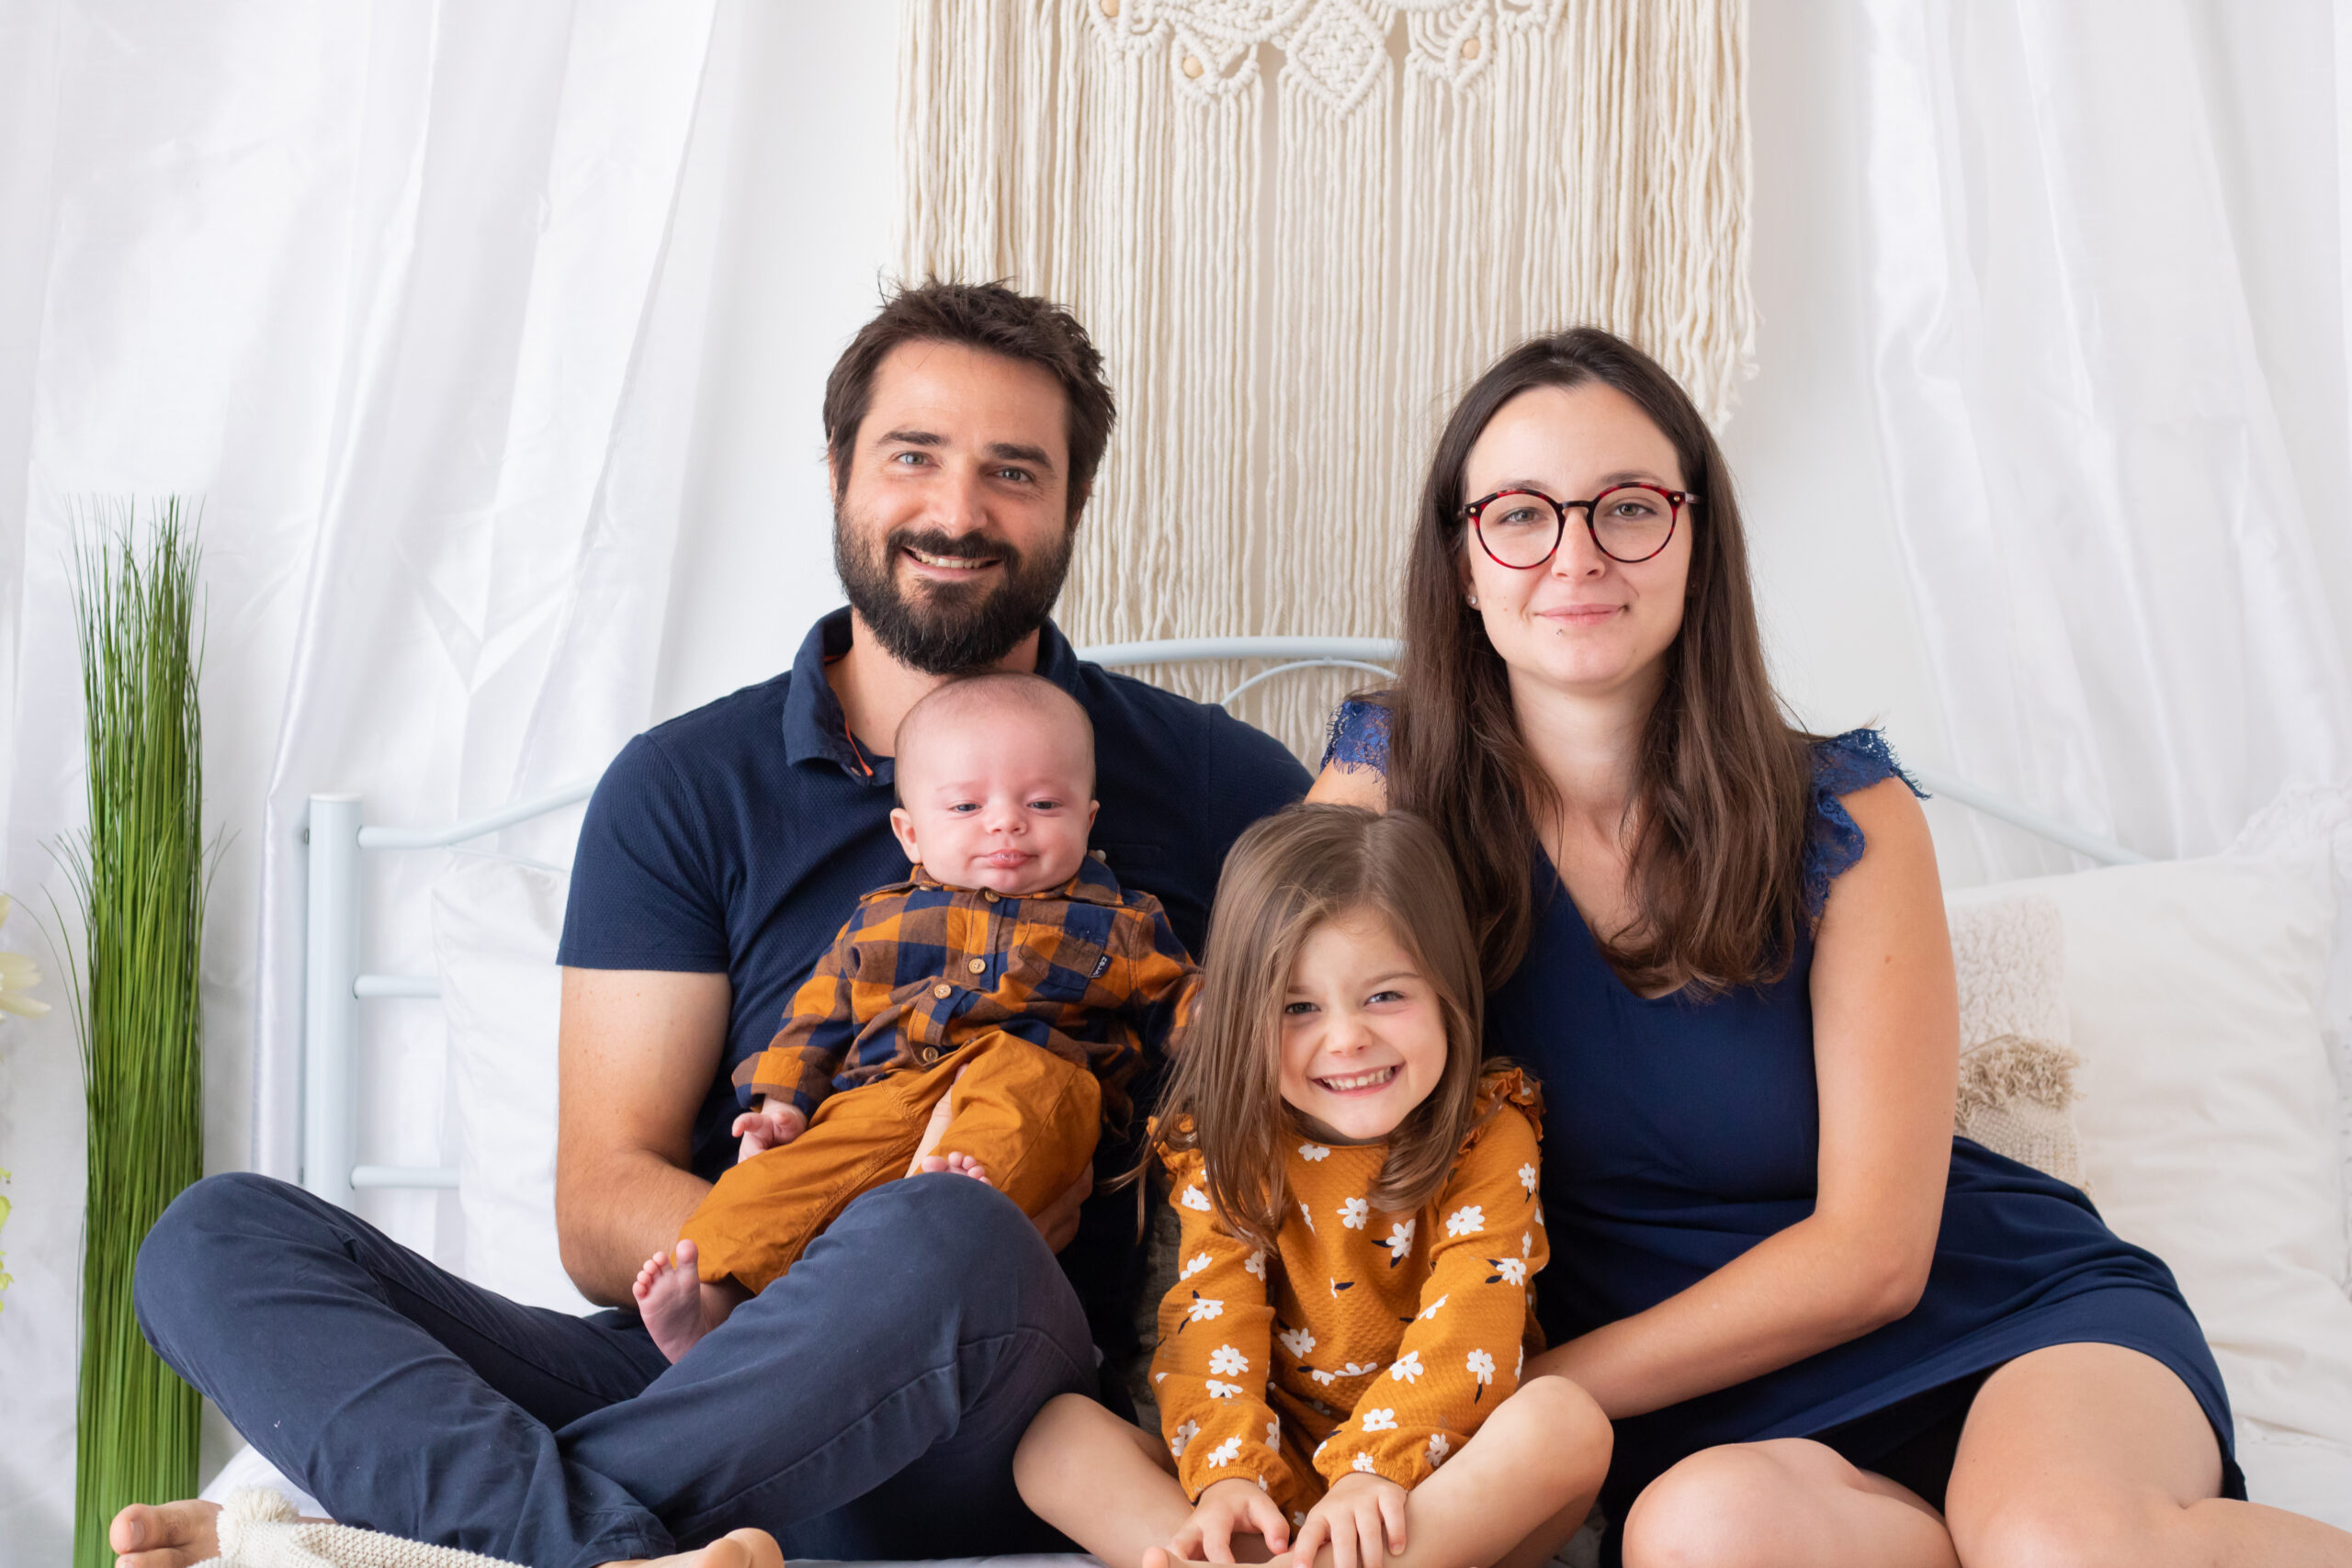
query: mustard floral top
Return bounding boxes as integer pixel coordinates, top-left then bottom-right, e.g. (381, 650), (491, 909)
(1150, 1067), (1548, 1517)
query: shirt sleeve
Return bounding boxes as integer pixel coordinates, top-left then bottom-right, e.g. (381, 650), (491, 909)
(1313, 1097), (1546, 1490)
(558, 732), (730, 971)
(1115, 897), (1201, 1056)
(1150, 1145), (1295, 1502)
(733, 912), (866, 1116)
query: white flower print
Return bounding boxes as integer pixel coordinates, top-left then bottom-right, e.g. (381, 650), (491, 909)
(1156, 1371), (1168, 1383)
(1466, 1348), (1496, 1393)
(1518, 1162), (1538, 1195)
(1340, 1196), (1370, 1230)
(1494, 1257), (1527, 1287)
(1179, 1252), (1213, 1281)
(1382, 1219), (1415, 1264)
(1427, 1433), (1451, 1468)
(1243, 1249), (1268, 1282)
(1182, 1185), (1212, 1212)
(1419, 1293), (1449, 1321)
(1534, 1204), (1546, 1227)
(1444, 1204), (1485, 1238)
(1258, 1477), (1269, 1491)
(1360, 1408), (1397, 1432)
(1300, 1143), (1330, 1162)
(1206, 1379), (1242, 1399)
(1515, 1346), (1524, 1378)
(1352, 1453), (1377, 1473)
(1389, 1351), (1425, 1383)
(1170, 1418), (1200, 1458)
(1310, 1369), (1339, 1386)
(1300, 1201), (1316, 1232)
(1206, 1436), (1243, 1468)
(1521, 1232), (1532, 1258)
(1187, 1296), (1225, 1325)
(1278, 1325), (1317, 1359)
(1209, 1344), (1249, 1377)
(1340, 1360), (1380, 1378)
(1267, 1417), (1282, 1445)
(1292, 1511), (1308, 1530)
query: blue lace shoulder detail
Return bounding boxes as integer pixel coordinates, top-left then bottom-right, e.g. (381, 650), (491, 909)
(1320, 695), (1392, 774)
(1803, 728), (1928, 921)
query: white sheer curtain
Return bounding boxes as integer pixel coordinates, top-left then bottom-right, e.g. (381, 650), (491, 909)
(1862, 0), (2352, 877)
(0, 4), (720, 1555)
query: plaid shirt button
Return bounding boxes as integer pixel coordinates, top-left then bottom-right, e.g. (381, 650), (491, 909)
(983, 890), (1000, 902)
(932, 983), (952, 999)
(967, 957), (987, 974)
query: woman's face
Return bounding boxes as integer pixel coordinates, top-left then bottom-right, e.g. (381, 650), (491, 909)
(1458, 380), (1693, 704)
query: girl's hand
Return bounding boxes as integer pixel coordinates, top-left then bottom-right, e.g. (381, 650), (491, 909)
(1291, 1472), (1406, 1568)
(732, 1101), (808, 1163)
(1170, 1477), (1291, 1564)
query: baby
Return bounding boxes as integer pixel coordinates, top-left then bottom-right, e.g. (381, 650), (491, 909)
(633, 670), (1201, 1360)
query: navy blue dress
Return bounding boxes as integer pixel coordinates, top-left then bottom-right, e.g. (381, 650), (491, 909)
(1324, 703), (2242, 1525)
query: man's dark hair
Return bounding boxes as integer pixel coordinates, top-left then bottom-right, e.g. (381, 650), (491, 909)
(823, 279), (1118, 516)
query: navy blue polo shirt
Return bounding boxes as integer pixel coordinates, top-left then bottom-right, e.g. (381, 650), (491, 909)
(559, 608), (1310, 1343)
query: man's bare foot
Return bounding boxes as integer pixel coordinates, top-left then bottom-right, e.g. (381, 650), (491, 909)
(109, 1498), (221, 1568)
(912, 1149), (991, 1184)
(603, 1526), (786, 1568)
(632, 1239), (734, 1363)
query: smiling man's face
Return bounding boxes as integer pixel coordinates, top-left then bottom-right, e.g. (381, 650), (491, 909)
(831, 338), (1080, 676)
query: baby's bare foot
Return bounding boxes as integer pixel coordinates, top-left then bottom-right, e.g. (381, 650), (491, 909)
(914, 1150), (992, 1185)
(602, 1526), (785, 1568)
(634, 1239), (715, 1363)
(109, 1498), (222, 1568)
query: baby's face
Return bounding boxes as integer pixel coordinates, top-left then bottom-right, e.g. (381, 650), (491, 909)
(888, 709), (1097, 896)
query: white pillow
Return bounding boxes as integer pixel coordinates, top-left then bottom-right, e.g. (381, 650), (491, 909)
(430, 856), (596, 1316)
(1951, 846), (2352, 1527)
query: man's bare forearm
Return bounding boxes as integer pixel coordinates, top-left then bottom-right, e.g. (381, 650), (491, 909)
(559, 1150), (713, 1306)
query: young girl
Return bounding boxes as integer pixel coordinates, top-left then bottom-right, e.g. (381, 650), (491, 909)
(1014, 805), (1611, 1568)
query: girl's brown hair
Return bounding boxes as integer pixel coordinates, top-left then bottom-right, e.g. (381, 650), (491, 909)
(1147, 804), (1488, 1254)
(1387, 327), (1815, 996)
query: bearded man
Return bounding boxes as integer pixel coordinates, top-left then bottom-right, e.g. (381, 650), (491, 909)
(116, 282), (1309, 1568)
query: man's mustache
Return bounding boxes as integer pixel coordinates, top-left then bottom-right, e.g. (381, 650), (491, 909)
(887, 528), (1023, 566)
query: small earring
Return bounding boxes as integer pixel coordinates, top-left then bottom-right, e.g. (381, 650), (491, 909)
(1465, 595), (1479, 608)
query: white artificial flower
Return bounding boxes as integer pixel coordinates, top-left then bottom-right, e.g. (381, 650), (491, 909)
(1389, 1351), (1424, 1383)
(1207, 1436), (1243, 1468)
(1278, 1325), (1317, 1359)
(1360, 1408), (1397, 1433)
(0, 897), (50, 1019)
(1427, 1433), (1451, 1468)
(1180, 1251), (1213, 1280)
(1444, 1204), (1485, 1238)
(1339, 1196), (1370, 1230)
(1208, 1344), (1249, 1377)
(1170, 1418), (1200, 1458)
(1300, 1143), (1330, 1162)
(1419, 1293), (1449, 1320)
(1182, 1185), (1212, 1212)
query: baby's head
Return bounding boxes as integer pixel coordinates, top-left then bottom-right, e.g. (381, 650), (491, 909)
(888, 671), (1097, 896)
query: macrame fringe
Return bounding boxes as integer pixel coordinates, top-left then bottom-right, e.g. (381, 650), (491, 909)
(198, 1488), (523, 1568)
(900, 0), (1753, 757)
(1955, 1035), (2082, 1122)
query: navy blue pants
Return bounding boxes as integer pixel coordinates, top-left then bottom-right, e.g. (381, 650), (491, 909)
(134, 1170), (1097, 1566)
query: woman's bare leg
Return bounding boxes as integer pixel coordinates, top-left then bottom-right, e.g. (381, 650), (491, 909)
(1015, 1393), (1208, 1568)
(1619, 1438), (1958, 1568)
(1155, 1376), (1613, 1568)
(1946, 1342), (2352, 1567)
(602, 1528), (784, 1568)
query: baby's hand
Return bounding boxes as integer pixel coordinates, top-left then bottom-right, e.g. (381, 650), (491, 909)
(1170, 1476), (1290, 1564)
(732, 1101), (808, 1163)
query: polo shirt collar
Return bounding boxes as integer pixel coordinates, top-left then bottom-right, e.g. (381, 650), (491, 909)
(781, 606), (1087, 776)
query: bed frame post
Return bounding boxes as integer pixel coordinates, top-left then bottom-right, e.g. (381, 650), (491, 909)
(303, 794), (362, 1209)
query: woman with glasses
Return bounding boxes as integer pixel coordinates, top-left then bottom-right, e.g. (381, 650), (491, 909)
(1310, 329), (2349, 1567)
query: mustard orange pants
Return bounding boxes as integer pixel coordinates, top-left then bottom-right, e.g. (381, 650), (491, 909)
(679, 1031), (1102, 1294)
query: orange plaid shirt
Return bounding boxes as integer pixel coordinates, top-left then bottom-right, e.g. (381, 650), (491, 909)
(734, 855), (1197, 1124)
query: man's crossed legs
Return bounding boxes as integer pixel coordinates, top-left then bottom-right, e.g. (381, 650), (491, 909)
(122, 1169), (1097, 1567)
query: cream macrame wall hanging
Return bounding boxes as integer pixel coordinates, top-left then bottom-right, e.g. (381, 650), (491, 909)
(899, 0), (1752, 756)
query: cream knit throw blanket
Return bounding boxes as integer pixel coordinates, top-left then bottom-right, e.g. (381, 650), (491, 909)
(198, 1489), (522, 1568)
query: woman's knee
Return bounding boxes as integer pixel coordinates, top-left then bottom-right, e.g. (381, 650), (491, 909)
(1620, 1442), (1838, 1568)
(1955, 1485), (2178, 1568)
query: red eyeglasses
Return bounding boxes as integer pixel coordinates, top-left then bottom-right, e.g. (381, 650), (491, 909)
(1464, 483), (1698, 567)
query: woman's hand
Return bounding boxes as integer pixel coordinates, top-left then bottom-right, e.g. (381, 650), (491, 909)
(1291, 1472), (1406, 1568)
(1169, 1477), (1292, 1564)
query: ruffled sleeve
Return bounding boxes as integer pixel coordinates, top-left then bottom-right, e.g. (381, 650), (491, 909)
(1803, 729), (1928, 921)
(1319, 696), (1392, 775)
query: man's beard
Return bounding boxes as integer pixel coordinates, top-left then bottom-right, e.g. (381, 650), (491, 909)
(833, 506), (1074, 677)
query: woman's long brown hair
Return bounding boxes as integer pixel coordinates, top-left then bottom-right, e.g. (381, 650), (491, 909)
(1146, 805), (1489, 1254)
(1386, 327), (1815, 996)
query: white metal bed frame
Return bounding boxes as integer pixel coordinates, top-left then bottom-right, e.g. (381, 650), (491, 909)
(296, 636), (2146, 1207)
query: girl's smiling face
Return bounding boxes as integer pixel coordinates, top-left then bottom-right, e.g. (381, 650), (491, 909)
(1277, 907), (1450, 1145)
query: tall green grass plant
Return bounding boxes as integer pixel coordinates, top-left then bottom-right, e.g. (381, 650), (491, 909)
(58, 500), (208, 1568)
